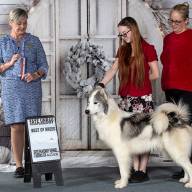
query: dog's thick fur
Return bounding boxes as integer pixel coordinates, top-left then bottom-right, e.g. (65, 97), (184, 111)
(85, 87), (192, 188)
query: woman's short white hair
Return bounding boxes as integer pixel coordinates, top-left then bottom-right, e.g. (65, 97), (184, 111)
(9, 8), (28, 22)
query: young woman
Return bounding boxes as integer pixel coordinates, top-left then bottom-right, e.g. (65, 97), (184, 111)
(161, 2), (192, 179)
(100, 16), (159, 182)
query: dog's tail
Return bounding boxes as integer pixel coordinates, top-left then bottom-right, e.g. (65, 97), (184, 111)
(151, 102), (190, 135)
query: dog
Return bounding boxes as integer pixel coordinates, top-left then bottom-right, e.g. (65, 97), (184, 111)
(85, 86), (192, 188)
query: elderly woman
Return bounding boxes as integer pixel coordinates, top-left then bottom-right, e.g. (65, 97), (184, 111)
(0, 8), (48, 178)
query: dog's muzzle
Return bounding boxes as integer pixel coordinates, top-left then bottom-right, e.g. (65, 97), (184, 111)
(85, 109), (90, 115)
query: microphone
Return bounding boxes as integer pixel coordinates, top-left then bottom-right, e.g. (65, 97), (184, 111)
(17, 46), (20, 53)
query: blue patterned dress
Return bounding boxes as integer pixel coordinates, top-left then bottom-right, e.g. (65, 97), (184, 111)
(0, 33), (48, 125)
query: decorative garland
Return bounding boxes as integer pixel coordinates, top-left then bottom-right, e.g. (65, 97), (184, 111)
(64, 41), (112, 97)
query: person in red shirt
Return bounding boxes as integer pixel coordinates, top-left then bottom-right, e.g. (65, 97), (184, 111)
(99, 16), (159, 182)
(161, 2), (192, 180)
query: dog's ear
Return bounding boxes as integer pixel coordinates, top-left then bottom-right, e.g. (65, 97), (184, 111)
(99, 88), (109, 114)
(99, 88), (108, 100)
(103, 100), (109, 114)
(95, 88), (109, 114)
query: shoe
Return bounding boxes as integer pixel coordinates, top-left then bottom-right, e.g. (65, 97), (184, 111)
(14, 167), (24, 178)
(138, 171), (149, 182)
(129, 168), (136, 182)
(172, 170), (184, 180)
(129, 171), (149, 183)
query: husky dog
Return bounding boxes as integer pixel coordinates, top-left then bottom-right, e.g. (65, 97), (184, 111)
(85, 87), (192, 189)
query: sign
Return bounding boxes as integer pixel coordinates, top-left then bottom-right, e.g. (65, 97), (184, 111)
(26, 116), (60, 163)
(24, 116), (64, 188)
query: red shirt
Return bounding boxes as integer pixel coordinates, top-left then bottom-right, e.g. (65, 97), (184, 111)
(161, 29), (192, 91)
(117, 39), (158, 97)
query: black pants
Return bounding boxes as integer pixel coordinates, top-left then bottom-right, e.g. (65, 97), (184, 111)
(165, 89), (192, 162)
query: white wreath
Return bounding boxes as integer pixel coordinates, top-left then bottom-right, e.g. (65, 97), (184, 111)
(64, 41), (112, 97)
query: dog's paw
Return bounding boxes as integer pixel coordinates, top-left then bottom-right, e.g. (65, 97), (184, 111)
(184, 182), (192, 188)
(179, 177), (189, 183)
(114, 179), (120, 185)
(114, 179), (128, 188)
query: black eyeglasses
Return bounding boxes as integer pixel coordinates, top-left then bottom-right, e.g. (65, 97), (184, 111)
(168, 19), (184, 25)
(118, 30), (131, 38)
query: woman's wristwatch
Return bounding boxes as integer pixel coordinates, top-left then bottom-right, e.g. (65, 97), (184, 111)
(34, 71), (41, 78)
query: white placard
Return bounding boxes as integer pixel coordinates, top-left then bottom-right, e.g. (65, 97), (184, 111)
(27, 116), (60, 163)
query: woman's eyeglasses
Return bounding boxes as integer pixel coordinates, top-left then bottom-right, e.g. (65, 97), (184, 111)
(168, 19), (184, 25)
(118, 30), (130, 38)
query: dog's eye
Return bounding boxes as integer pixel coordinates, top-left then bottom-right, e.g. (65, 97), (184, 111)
(94, 102), (98, 104)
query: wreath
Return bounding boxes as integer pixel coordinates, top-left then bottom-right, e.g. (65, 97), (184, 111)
(64, 41), (112, 97)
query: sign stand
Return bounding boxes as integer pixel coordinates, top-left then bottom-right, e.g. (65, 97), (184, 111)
(24, 115), (64, 188)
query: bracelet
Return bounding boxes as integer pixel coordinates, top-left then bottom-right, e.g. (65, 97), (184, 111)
(97, 83), (105, 88)
(36, 71), (41, 77)
(34, 71), (41, 78)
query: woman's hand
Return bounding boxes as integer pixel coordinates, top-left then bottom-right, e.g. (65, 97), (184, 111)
(24, 72), (41, 83)
(10, 54), (21, 66)
(0, 54), (21, 73)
